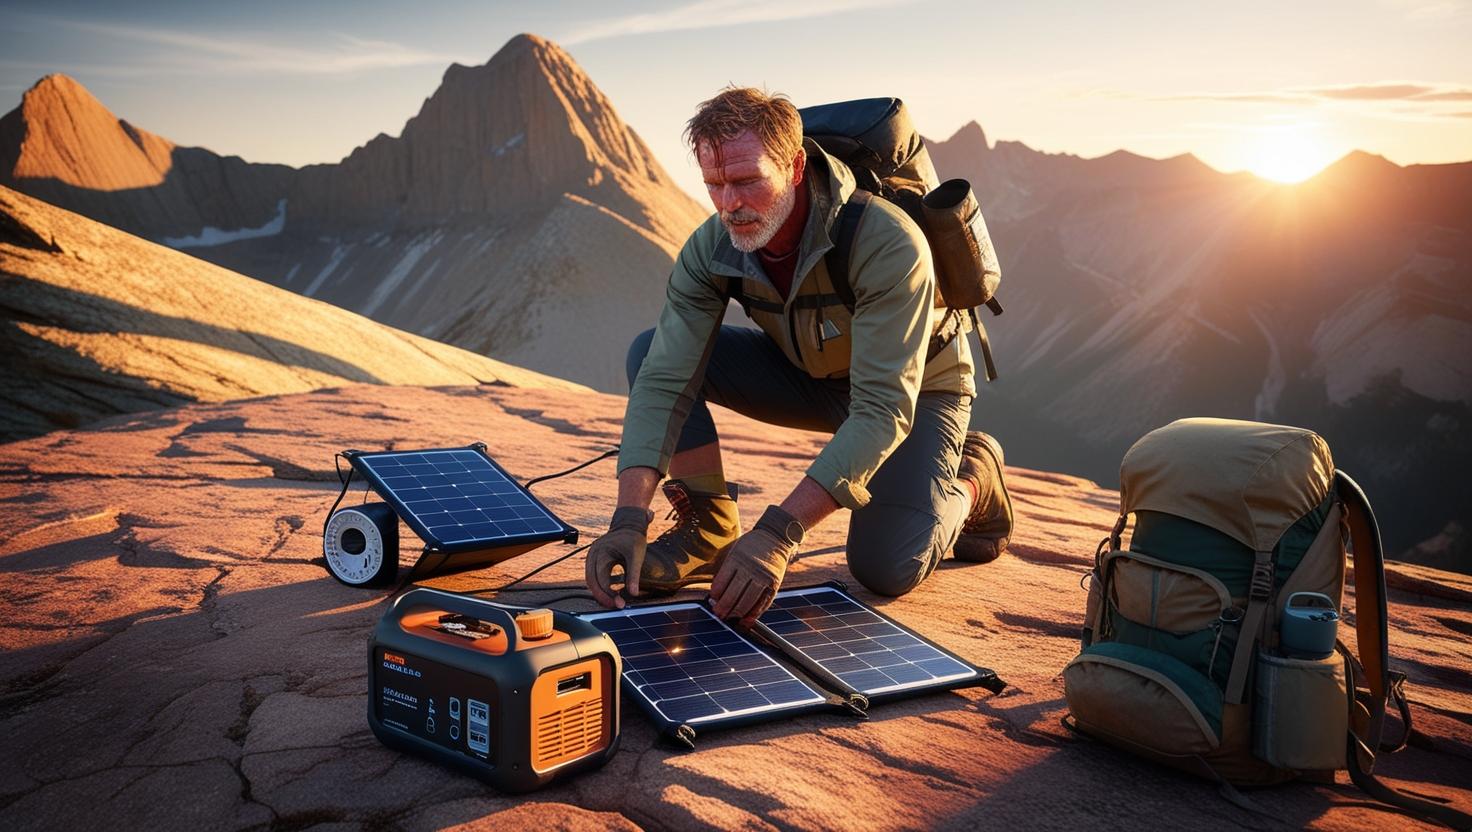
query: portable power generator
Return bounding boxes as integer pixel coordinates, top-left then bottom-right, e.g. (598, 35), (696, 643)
(368, 588), (620, 791)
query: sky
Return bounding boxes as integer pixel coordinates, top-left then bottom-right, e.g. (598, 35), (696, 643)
(2, 0), (1470, 200)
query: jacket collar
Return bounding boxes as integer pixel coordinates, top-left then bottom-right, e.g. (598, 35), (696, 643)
(710, 138), (856, 283)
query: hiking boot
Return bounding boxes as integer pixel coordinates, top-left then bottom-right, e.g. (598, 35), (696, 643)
(638, 479), (740, 595)
(953, 431), (1014, 563)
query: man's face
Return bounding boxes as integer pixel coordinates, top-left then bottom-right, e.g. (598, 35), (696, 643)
(698, 130), (801, 252)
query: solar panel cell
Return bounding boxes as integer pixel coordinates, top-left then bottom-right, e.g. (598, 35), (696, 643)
(585, 604), (826, 726)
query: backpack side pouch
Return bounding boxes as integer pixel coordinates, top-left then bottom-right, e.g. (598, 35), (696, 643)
(1252, 650), (1348, 770)
(920, 179), (1000, 310)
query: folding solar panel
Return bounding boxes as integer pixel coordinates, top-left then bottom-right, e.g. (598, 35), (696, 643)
(755, 586), (988, 702)
(581, 582), (1003, 746)
(343, 444), (577, 581)
(582, 603), (829, 738)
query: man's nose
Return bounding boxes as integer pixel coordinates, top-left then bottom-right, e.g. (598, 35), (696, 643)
(714, 184), (740, 212)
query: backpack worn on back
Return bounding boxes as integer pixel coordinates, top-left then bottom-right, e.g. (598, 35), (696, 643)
(1062, 418), (1471, 828)
(726, 98), (1004, 380)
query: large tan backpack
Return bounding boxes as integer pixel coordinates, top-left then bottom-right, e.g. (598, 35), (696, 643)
(1062, 418), (1470, 828)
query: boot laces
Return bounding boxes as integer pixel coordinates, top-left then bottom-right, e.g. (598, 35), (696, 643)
(656, 482), (700, 542)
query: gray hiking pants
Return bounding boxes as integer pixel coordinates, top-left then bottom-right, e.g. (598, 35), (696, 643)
(627, 326), (973, 597)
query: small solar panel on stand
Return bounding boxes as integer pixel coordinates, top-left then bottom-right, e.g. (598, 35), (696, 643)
(321, 444), (579, 588)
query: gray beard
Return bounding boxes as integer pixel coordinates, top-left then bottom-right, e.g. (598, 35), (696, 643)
(723, 183), (797, 253)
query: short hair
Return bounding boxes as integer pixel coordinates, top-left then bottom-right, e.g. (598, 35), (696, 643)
(684, 86), (803, 168)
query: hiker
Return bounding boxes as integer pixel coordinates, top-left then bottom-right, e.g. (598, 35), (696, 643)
(586, 87), (1013, 624)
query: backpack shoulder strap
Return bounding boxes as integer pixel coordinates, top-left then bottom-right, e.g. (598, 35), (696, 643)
(1335, 470), (1472, 830)
(824, 189), (871, 313)
(723, 274), (747, 310)
(1336, 470), (1391, 736)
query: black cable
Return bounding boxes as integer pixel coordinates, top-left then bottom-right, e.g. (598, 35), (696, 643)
(493, 543), (590, 592)
(467, 444), (624, 602)
(323, 453), (354, 537)
(532, 592), (598, 606)
(522, 446), (620, 490)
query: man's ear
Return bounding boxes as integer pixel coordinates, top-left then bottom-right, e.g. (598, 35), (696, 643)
(790, 148), (806, 186)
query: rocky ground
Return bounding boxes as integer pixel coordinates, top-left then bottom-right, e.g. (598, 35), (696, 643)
(1, 384), (1468, 831)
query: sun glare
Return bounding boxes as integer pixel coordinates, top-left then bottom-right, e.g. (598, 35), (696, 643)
(1244, 125), (1336, 184)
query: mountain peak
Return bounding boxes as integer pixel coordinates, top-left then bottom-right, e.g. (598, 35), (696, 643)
(944, 120), (989, 150)
(323, 33), (701, 241)
(441, 32), (564, 84)
(25, 73), (90, 102)
(1310, 150), (1403, 188)
(501, 31), (556, 55)
(1323, 149), (1398, 173)
(2, 72), (176, 191)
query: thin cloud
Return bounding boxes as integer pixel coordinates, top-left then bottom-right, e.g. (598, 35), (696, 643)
(562, 0), (914, 45)
(1416, 89), (1472, 101)
(1310, 83), (1438, 100)
(1304, 82), (1472, 101)
(1157, 92), (1304, 104)
(51, 18), (465, 76)
(1379, 0), (1469, 21)
(1142, 82), (1472, 105)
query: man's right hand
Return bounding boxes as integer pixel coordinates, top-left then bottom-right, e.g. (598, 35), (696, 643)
(585, 506), (654, 608)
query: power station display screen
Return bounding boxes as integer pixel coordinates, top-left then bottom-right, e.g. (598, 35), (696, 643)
(583, 604), (826, 725)
(349, 447), (573, 553)
(373, 648), (498, 763)
(757, 587), (980, 696)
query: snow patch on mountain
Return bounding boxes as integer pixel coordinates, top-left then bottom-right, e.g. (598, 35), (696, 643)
(362, 231), (443, 317)
(305, 244), (351, 297)
(163, 199), (287, 248)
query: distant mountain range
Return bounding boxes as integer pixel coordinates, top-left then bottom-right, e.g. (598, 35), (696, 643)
(928, 124), (1472, 571)
(2, 34), (1468, 572)
(0, 34), (706, 393)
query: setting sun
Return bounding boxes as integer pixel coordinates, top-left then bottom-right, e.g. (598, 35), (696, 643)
(1244, 125), (1338, 184)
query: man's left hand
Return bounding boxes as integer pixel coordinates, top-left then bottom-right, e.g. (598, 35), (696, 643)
(709, 505), (805, 626)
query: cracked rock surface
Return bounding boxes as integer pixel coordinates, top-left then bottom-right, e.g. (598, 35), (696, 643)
(1, 384), (1468, 831)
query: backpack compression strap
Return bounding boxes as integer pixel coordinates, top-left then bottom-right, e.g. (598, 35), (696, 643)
(1335, 470), (1472, 829)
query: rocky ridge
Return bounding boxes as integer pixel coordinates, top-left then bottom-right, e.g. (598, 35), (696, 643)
(0, 184), (585, 440)
(0, 74), (293, 241)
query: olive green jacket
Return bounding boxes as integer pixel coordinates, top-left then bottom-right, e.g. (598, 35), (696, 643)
(619, 139), (976, 510)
